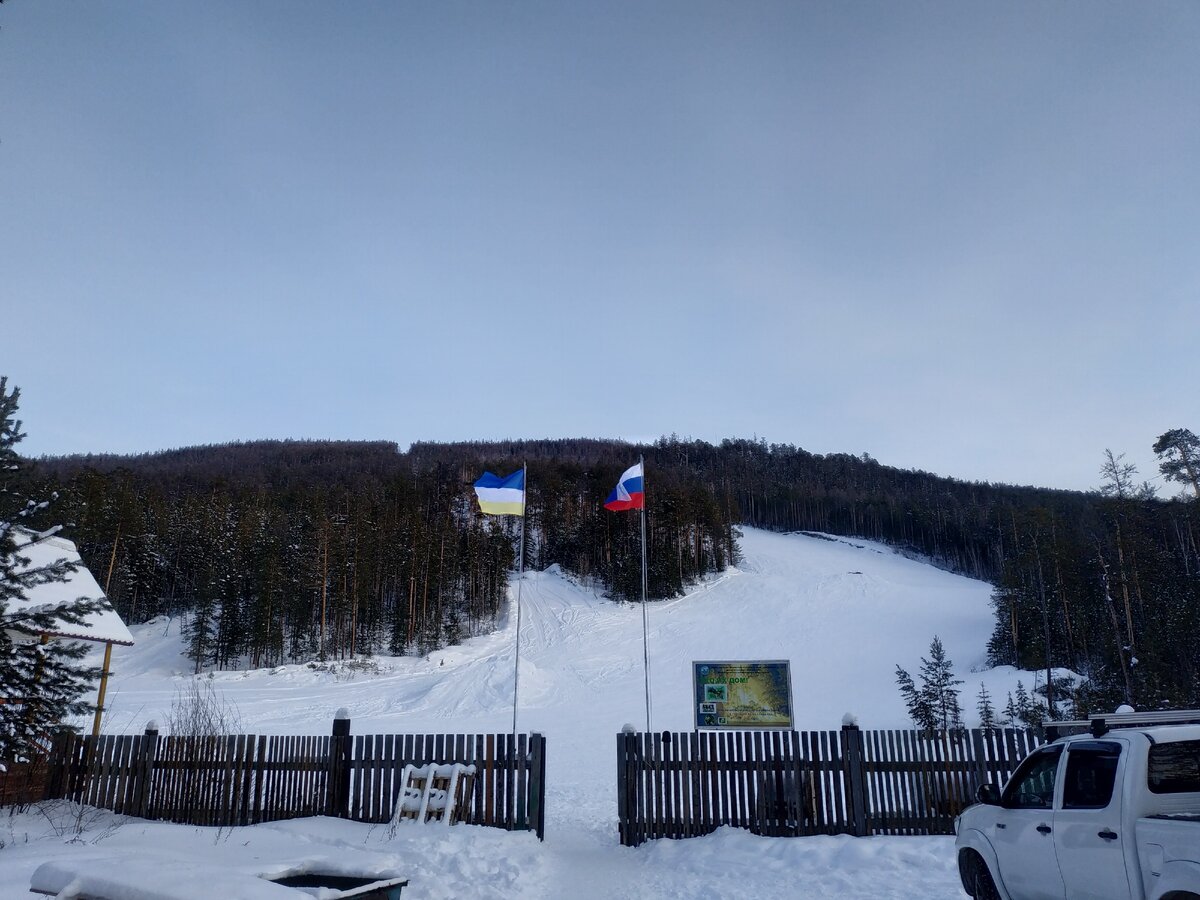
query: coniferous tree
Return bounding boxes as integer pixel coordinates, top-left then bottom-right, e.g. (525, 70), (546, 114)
(1153, 428), (1200, 500)
(0, 378), (104, 765)
(1011, 680), (1044, 729)
(895, 664), (936, 733)
(977, 683), (997, 732)
(1002, 692), (1017, 727)
(919, 636), (964, 730)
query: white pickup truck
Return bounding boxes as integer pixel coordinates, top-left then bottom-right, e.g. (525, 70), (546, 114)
(954, 711), (1200, 900)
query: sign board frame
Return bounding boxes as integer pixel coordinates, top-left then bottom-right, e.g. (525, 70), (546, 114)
(692, 659), (794, 730)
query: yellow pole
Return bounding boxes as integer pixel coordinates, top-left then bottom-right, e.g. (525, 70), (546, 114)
(92, 642), (113, 737)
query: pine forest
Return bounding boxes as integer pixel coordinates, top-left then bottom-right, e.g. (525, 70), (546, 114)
(29, 431), (1200, 713)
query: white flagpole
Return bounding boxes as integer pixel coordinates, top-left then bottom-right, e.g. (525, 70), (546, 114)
(640, 454), (651, 734)
(512, 462), (527, 738)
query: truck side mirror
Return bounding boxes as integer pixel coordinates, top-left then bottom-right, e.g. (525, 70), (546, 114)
(975, 783), (1001, 806)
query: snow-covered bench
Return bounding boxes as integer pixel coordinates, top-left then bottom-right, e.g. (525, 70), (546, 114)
(388, 762), (476, 827)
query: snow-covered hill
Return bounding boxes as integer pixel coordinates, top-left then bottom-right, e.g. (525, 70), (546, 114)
(91, 527), (1024, 740)
(2, 528), (1045, 898)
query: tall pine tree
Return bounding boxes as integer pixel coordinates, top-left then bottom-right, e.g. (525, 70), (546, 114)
(0, 378), (104, 765)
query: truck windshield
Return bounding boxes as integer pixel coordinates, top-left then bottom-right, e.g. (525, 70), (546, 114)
(1148, 740), (1200, 794)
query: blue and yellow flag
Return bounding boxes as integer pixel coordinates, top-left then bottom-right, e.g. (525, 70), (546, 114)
(473, 470), (525, 516)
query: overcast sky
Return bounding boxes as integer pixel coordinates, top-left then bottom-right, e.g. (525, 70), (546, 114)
(1, 1), (1196, 492)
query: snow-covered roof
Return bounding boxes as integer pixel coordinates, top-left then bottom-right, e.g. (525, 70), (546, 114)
(7, 531), (134, 646)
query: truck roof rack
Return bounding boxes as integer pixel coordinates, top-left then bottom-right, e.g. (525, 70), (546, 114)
(1045, 709), (1200, 739)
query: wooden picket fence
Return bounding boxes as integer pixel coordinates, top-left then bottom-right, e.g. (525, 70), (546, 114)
(616, 725), (1040, 846)
(0, 758), (52, 808)
(39, 724), (547, 840)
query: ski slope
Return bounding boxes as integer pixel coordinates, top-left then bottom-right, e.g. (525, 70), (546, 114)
(2, 528), (1031, 898)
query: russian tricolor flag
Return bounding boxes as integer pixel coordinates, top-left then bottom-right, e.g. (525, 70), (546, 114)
(604, 462), (645, 511)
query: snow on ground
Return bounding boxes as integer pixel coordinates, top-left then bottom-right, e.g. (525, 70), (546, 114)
(1, 527), (1039, 898)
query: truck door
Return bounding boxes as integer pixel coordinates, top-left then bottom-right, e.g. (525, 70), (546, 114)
(993, 744), (1066, 900)
(1053, 741), (1130, 900)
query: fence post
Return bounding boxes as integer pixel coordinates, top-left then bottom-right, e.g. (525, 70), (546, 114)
(841, 721), (869, 837)
(136, 721), (159, 819)
(616, 727), (642, 847)
(527, 732), (546, 842)
(328, 709), (352, 818)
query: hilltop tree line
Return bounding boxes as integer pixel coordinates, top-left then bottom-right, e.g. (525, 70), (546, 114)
(29, 428), (1200, 712)
(34, 441), (734, 672)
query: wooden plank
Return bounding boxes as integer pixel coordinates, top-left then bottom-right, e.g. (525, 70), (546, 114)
(759, 730), (775, 835)
(666, 732), (679, 839)
(236, 735), (252, 825)
(517, 733), (529, 831)
(350, 735), (364, 822)
(919, 731), (939, 832)
(874, 730), (895, 834)
(890, 730), (909, 834)
(687, 731), (701, 839)
(865, 731), (883, 834)
(862, 729), (879, 835)
(661, 731), (673, 838)
(82, 736), (102, 809)
(633, 730), (645, 846)
(720, 734), (739, 830)
(889, 729), (908, 833)
(724, 734), (734, 830)
(205, 735), (219, 825)
(118, 735), (138, 813)
(907, 731), (926, 833)
(788, 731), (808, 836)
(155, 736), (172, 821)
(708, 732), (722, 831)
(272, 734), (285, 822)
(789, 729), (804, 836)
(179, 736), (197, 826)
(616, 733), (629, 845)
(385, 733), (402, 822)
(109, 735), (128, 811)
(371, 734), (384, 822)
(269, 736), (283, 822)
(215, 734), (230, 824)
(748, 730), (764, 834)
(506, 732), (517, 830)
(916, 734), (936, 830)
(484, 734), (495, 827)
(297, 736), (309, 818)
(658, 732), (671, 839)
(83, 736), (104, 808)
(312, 735), (324, 817)
(471, 735), (483, 825)
(264, 736), (278, 822)
(497, 734), (509, 829)
(202, 736), (218, 826)
(249, 736), (264, 824)
(101, 734), (121, 812)
(654, 731), (665, 839)
(762, 730), (777, 835)
(106, 735), (130, 813)
(814, 730), (830, 833)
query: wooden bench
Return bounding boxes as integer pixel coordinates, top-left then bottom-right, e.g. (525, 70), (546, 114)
(389, 762), (476, 826)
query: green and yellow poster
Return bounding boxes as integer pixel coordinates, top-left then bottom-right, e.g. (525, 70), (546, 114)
(693, 660), (794, 729)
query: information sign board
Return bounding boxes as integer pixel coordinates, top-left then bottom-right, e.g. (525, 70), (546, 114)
(692, 660), (794, 729)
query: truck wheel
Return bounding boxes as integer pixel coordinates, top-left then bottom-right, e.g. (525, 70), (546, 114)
(968, 854), (1001, 900)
